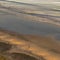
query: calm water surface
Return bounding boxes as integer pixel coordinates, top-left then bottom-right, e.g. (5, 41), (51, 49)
(0, 14), (60, 40)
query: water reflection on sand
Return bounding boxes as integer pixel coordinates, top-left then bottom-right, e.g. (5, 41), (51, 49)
(0, 15), (60, 40)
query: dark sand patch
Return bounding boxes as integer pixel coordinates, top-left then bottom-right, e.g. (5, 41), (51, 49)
(11, 53), (45, 60)
(0, 42), (12, 52)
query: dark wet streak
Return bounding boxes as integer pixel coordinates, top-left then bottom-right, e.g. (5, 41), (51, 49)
(11, 53), (45, 60)
(0, 42), (12, 52)
(5, 1), (40, 7)
(51, 9), (60, 12)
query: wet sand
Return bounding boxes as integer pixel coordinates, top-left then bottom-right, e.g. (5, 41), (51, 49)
(0, 1), (60, 60)
(0, 29), (60, 60)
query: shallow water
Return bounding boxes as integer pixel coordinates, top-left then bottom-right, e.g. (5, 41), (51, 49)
(0, 14), (60, 39)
